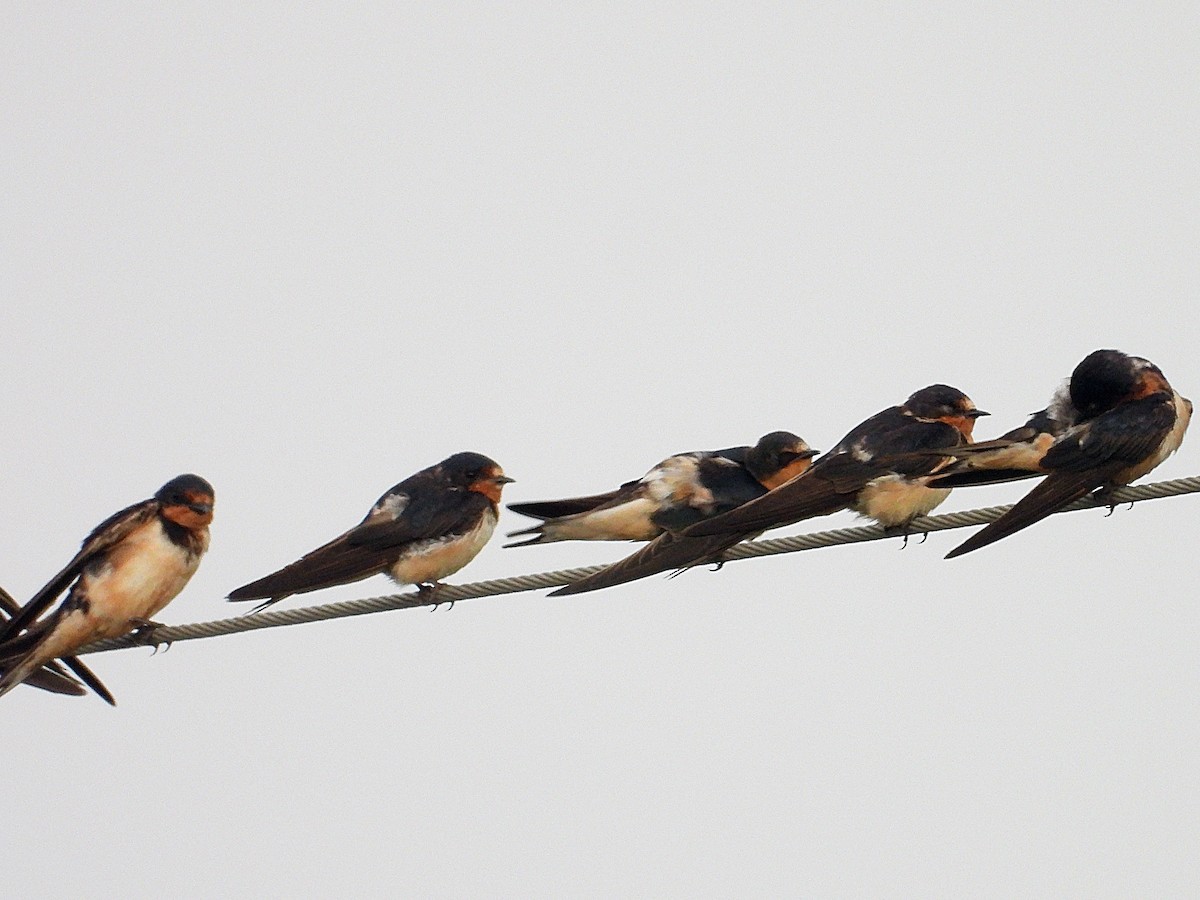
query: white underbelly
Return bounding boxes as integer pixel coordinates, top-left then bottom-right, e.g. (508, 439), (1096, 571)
(543, 498), (659, 542)
(389, 508), (497, 586)
(854, 476), (951, 527)
(32, 524), (202, 661)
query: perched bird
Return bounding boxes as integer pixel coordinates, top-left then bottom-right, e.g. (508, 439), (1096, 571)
(552, 385), (987, 596)
(505, 431), (819, 546)
(945, 349), (1191, 558)
(228, 452), (513, 613)
(0, 474), (214, 703)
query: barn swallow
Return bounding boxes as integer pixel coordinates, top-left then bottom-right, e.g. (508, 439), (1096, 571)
(945, 349), (1191, 558)
(552, 385), (986, 596)
(505, 432), (819, 546)
(0, 474), (214, 703)
(227, 452), (513, 613)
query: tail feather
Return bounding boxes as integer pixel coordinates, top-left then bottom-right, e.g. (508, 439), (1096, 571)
(0, 619), (68, 700)
(0, 651), (52, 700)
(945, 469), (1114, 559)
(228, 538), (386, 607)
(229, 566), (380, 606)
(17, 668), (86, 697)
(502, 529), (550, 548)
(0, 627), (47, 665)
(507, 492), (623, 521)
(62, 657), (116, 705)
(927, 469), (1043, 489)
(0, 586), (113, 701)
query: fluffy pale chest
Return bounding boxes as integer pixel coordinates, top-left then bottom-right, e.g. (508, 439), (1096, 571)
(36, 519), (206, 658)
(388, 506), (497, 586)
(853, 475), (951, 528)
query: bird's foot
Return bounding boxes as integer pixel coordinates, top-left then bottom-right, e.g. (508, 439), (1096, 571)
(418, 582), (454, 611)
(1092, 485), (1131, 515)
(128, 618), (172, 654)
(883, 523), (928, 548)
(1096, 486), (1118, 515)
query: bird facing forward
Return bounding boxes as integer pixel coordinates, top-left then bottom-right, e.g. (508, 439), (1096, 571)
(0, 474), (214, 703)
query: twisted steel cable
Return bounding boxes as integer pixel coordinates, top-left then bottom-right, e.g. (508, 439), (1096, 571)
(77, 474), (1200, 655)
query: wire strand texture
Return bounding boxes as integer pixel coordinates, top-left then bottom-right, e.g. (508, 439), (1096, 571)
(77, 474), (1200, 655)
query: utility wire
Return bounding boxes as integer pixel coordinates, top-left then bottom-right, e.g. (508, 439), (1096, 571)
(77, 474), (1200, 655)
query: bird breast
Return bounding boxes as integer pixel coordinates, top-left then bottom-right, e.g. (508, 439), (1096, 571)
(388, 507), (498, 586)
(41, 518), (205, 658)
(854, 475), (951, 528)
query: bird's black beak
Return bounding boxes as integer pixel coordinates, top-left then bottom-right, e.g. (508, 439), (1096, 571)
(188, 502), (214, 515)
(966, 409), (990, 418)
(494, 475), (516, 485)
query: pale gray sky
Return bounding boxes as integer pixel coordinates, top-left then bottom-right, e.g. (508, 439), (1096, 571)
(3, 4), (1198, 897)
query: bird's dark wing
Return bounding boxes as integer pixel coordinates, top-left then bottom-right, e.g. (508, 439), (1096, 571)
(687, 410), (969, 538)
(507, 490), (626, 522)
(549, 531), (743, 596)
(857, 418), (965, 476)
(946, 396), (1176, 559)
(650, 460), (766, 533)
(1039, 395), (1176, 474)
(0, 501), (157, 643)
(0, 587), (86, 696)
(823, 406), (960, 463)
(682, 454), (882, 538)
(708, 445), (750, 464)
(226, 532), (398, 603)
(943, 467), (1124, 559)
(228, 490), (492, 603)
(345, 489), (491, 551)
